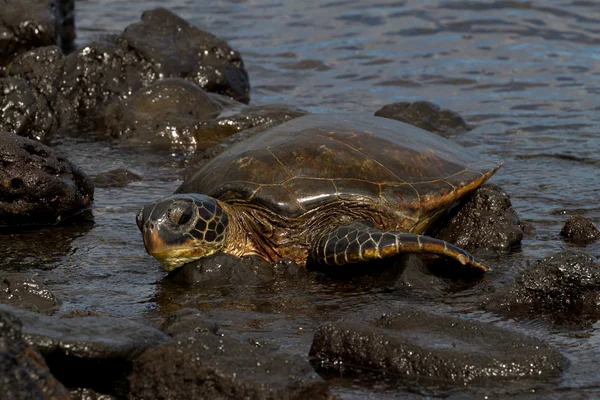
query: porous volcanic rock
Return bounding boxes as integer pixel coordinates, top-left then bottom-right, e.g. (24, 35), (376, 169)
(129, 331), (331, 400)
(7, 8), (250, 133)
(0, 77), (58, 141)
(0, 308), (70, 400)
(428, 184), (523, 252)
(560, 214), (599, 244)
(310, 310), (566, 385)
(0, 305), (168, 398)
(0, 0), (56, 70)
(7, 46), (64, 103)
(0, 132), (93, 226)
(119, 8), (250, 103)
(375, 101), (472, 136)
(484, 251), (600, 327)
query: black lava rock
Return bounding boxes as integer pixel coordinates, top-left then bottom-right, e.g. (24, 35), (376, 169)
(7, 46), (64, 103)
(0, 132), (94, 226)
(0, 305), (168, 398)
(0, 0), (56, 70)
(310, 310), (566, 385)
(129, 331), (331, 400)
(168, 253), (276, 287)
(0, 77), (58, 141)
(560, 215), (599, 244)
(429, 184), (523, 252)
(484, 251), (600, 327)
(0, 308), (70, 400)
(119, 8), (250, 103)
(375, 101), (472, 137)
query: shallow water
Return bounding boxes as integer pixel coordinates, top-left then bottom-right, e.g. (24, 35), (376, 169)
(6, 0), (600, 397)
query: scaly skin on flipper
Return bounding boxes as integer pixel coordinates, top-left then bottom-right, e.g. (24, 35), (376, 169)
(311, 222), (488, 271)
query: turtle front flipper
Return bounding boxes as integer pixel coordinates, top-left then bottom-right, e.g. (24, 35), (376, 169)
(311, 223), (489, 272)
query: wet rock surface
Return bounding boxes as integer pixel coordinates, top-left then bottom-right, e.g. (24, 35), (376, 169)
(560, 214), (599, 244)
(168, 253), (304, 288)
(0, 133), (94, 226)
(129, 331), (331, 400)
(310, 310), (566, 385)
(158, 309), (219, 337)
(0, 273), (59, 313)
(0, 308), (70, 400)
(0, 77), (58, 141)
(93, 168), (142, 188)
(428, 184), (523, 253)
(484, 251), (600, 327)
(70, 388), (115, 400)
(101, 77), (306, 150)
(0, 0), (56, 70)
(7, 46), (64, 104)
(374, 101), (472, 136)
(0, 304), (168, 397)
(100, 78), (224, 148)
(6, 8), (250, 135)
(120, 8), (250, 103)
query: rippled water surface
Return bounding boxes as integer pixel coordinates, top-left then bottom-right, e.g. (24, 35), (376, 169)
(11, 0), (600, 398)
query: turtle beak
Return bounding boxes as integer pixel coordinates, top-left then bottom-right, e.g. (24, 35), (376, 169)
(141, 222), (161, 254)
(140, 219), (205, 272)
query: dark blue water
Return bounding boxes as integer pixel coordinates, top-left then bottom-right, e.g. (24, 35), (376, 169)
(21, 0), (600, 397)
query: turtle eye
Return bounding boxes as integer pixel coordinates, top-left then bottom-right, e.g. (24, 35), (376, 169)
(167, 204), (193, 226)
(136, 209), (144, 231)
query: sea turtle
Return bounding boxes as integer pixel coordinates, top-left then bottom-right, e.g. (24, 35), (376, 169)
(137, 114), (502, 272)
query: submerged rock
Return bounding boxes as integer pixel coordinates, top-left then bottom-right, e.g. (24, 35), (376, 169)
(484, 251), (600, 327)
(375, 101), (472, 136)
(0, 133), (93, 226)
(0, 308), (70, 400)
(93, 168), (142, 188)
(0, 273), (59, 314)
(158, 309), (219, 337)
(0, 305), (168, 398)
(310, 310), (566, 385)
(129, 331), (331, 400)
(428, 184), (523, 252)
(560, 215), (599, 244)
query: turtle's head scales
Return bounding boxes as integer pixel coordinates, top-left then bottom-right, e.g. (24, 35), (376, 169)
(137, 193), (229, 271)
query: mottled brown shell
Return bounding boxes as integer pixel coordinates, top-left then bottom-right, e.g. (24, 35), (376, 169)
(177, 114), (501, 220)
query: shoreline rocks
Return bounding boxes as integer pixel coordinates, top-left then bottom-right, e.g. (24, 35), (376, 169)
(0, 132), (93, 227)
(310, 310), (566, 386)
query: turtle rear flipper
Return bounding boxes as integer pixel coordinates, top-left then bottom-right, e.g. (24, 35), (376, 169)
(311, 223), (489, 271)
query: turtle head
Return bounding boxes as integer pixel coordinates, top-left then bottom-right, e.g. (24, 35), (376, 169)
(136, 194), (229, 271)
